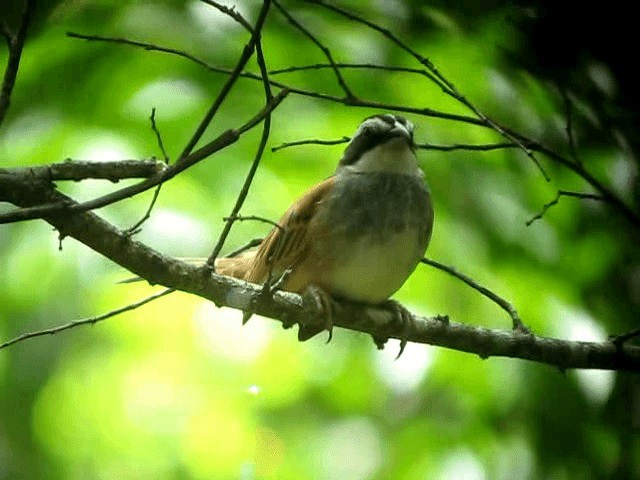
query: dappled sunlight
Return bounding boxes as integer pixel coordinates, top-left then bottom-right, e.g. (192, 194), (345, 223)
(374, 339), (437, 393)
(70, 130), (139, 162)
(550, 299), (615, 406)
(437, 448), (486, 480)
(179, 399), (256, 478)
(195, 303), (271, 362)
(140, 209), (211, 255)
(0, 109), (61, 158)
(124, 78), (207, 121)
(317, 417), (384, 480)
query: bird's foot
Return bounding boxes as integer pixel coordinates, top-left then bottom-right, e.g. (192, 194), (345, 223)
(372, 299), (414, 359)
(299, 285), (334, 342)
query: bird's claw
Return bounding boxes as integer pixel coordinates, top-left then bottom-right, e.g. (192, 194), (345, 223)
(299, 285), (334, 342)
(373, 299), (414, 359)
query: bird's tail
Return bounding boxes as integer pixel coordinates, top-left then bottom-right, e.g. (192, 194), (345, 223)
(118, 252), (256, 284)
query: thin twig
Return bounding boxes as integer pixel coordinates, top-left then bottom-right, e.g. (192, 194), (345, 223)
(177, 0), (273, 161)
(269, 62), (430, 78)
(526, 190), (605, 226)
(149, 107), (170, 163)
(0, 0), (35, 128)
(222, 215), (282, 230)
(417, 142), (521, 152)
(311, 0), (455, 95)
(66, 32), (640, 227)
(272, 136), (350, 151)
(0, 21), (12, 44)
(125, 108), (171, 236)
(0, 288), (175, 350)
(560, 87), (580, 164)
(65, 33), (486, 127)
(612, 328), (640, 348)
(274, 0), (355, 99)
(421, 257), (529, 332)
(208, 19), (275, 266)
(272, 137), (521, 153)
(200, 0), (253, 31)
(0, 89), (289, 225)
(312, 0), (549, 180)
(225, 237), (264, 257)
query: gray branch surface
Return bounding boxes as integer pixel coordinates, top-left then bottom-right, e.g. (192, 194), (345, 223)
(1, 171), (638, 371)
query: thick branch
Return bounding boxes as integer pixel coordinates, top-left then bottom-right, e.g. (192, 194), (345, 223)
(0, 174), (638, 370)
(0, 159), (165, 182)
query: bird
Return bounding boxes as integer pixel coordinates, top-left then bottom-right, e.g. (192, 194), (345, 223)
(215, 113), (434, 349)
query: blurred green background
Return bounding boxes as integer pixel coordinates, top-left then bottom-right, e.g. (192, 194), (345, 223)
(1, 1), (638, 479)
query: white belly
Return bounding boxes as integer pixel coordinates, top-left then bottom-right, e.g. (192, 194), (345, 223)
(328, 229), (423, 303)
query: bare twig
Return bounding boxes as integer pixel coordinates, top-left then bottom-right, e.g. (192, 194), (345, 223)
(200, 0), (253, 31)
(560, 87), (580, 164)
(0, 159), (168, 224)
(274, 0), (355, 99)
(226, 237), (264, 257)
(178, 0), (273, 161)
(312, 0), (549, 180)
(310, 0), (452, 95)
(272, 137), (522, 153)
(0, 288), (175, 350)
(612, 328), (640, 348)
(0, 21), (12, 44)
(65, 33), (487, 127)
(270, 62), (430, 78)
(0, 89), (289, 225)
(222, 215), (282, 230)
(417, 142), (522, 152)
(272, 136), (350, 151)
(149, 107), (170, 163)
(124, 108), (171, 236)
(526, 190), (605, 226)
(0, 0), (34, 128)
(208, 18), (275, 266)
(421, 257), (528, 332)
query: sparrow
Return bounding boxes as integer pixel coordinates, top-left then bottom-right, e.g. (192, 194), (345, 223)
(216, 113), (434, 346)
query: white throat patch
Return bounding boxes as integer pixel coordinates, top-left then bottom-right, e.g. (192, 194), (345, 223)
(341, 137), (422, 176)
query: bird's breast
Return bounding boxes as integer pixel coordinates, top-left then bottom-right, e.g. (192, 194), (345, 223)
(313, 172), (433, 303)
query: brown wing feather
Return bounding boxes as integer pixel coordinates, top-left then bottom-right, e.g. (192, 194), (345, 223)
(244, 176), (334, 292)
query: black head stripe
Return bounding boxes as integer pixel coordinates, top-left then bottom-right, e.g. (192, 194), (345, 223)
(339, 114), (414, 167)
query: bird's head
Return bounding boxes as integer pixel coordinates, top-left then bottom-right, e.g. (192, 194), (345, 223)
(337, 114), (419, 175)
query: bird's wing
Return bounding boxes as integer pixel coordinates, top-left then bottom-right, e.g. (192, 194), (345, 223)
(243, 176), (334, 290)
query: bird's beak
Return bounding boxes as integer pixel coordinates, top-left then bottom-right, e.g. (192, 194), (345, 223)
(388, 125), (414, 148)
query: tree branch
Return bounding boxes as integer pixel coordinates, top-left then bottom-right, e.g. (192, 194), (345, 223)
(1, 159), (638, 370)
(0, 89), (289, 225)
(0, 288), (175, 350)
(526, 190), (606, 226)
(177, 0), (273, 160)
(208, 3), (275, 266)
(421, 257), (527, 332)
(274, 0), (355, 99)
(0, 0), (34, 128)
(123, 108), (171, 236)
